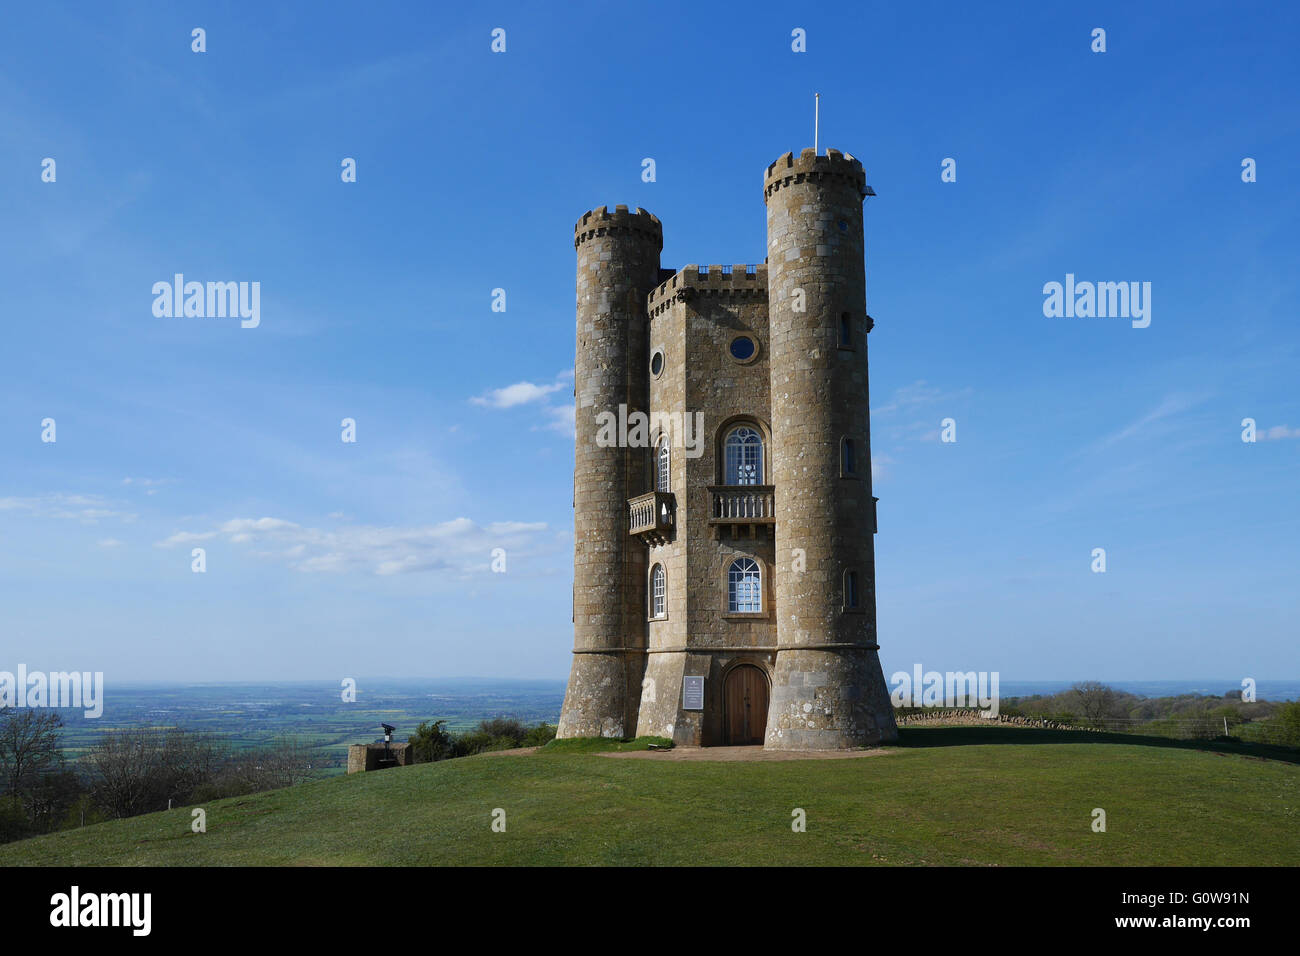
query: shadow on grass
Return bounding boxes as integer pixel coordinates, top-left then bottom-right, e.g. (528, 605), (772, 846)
(896, 725), (1300, 765)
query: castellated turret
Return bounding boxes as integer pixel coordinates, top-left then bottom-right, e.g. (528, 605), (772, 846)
(558, 153), (897, 749)
(558, 205), (662, 739)
(763, 148), (897, 749)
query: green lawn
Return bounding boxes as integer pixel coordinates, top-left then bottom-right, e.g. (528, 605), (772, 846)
(3, 727), (1296, 866)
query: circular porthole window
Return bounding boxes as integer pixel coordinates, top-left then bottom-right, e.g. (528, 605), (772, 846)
(728, 334), (759, 364)
(650, 349), (665, 378)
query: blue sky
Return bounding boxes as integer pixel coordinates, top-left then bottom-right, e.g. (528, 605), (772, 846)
(1, 1), (1296, 684)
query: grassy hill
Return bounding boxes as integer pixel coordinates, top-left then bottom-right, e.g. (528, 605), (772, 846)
(3, 727), (1297, 866)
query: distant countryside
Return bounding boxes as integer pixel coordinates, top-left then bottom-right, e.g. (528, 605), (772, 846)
(1, 677), (1298, 847)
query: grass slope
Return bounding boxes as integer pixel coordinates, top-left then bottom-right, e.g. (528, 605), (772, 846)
(3, 728), (1296, 866)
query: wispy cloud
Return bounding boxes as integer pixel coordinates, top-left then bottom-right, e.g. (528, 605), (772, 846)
(1259, 424), (1300, 440)
(155, 515), (556, 577)
(872, 380), (972, 443)
(1088, 392), (1208, 452)
(535, 402), (576, 437)
(872, 380), (949, 416)
(122, 477), (172, 496)
(0, 493), (137, 524)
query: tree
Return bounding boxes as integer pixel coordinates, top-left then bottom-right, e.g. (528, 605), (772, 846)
(1071, 681), (1118, 727)
(409, 720), (458, 763)
(24, 770), (85, 834)
(87, 728), (168, 818)
(0, 709), (64, 805)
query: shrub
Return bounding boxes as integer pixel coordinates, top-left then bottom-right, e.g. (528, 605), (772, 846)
(408, 720), (458, 763)
(523, 723), (557, 747)
(1273, 701), (1300, 747)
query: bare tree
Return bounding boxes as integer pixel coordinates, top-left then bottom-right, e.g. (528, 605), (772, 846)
(1072, 681), (1118, 727)
(87, 728), (165, 819)
(0, 709), (64, 804)
(218, 737), (315, 794)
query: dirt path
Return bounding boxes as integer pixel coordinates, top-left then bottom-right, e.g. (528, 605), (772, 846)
(599, 745), (895, 762)
(473, 746), (541, 758)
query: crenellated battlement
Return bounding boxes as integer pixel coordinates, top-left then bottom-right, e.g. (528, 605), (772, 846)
(763, 147), (867, 203)
(574, 204), (663, 251)
(647, 263), (768, 318)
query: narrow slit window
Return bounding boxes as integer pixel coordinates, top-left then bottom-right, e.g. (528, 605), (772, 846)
(651, 564), (666, 618)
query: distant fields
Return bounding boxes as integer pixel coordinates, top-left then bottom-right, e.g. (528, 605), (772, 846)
(53, 679), (565, 771)
(4, 727), (1297, 867)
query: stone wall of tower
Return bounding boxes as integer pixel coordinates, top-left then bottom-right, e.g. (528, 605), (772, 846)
(558, 205), (661, 739)
(762, 149), (898, 749)
(635, 266), (776, 746)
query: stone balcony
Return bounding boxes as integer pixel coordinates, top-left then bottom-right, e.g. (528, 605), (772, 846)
(708, 485), (775, 537)
(628, 491), (675, 545)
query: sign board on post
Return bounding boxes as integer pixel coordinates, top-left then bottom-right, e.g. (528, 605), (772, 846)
(682, 676), (704, 711)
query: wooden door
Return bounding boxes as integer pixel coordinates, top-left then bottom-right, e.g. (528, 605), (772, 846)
(724, 665), (769, 745)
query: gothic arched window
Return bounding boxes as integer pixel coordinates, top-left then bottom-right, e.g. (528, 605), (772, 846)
(724, 426), (764, 485)
(727, 557), (762, 613)
(656, 438), (670, 492)
(651, 564), (666, 618)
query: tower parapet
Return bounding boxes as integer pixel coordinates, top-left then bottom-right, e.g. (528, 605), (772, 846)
(647, 264), (768, 318)
(574, 205), (663, 250)
(763, 148), (868, 201)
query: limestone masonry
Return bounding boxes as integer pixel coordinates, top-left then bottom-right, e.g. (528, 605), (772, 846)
(558, 148), (898, 750)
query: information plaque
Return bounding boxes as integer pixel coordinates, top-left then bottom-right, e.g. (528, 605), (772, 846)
(682, 676), (704, 711)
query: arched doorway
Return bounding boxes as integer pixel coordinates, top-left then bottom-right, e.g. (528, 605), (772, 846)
(724, 664), (769, 745)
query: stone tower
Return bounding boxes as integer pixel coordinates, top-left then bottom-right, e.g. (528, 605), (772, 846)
(557, 205), (662, 738)
(762, 148), (897, 749)
(558, 150), (897, 750)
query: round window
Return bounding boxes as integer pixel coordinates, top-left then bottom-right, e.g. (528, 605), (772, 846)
(650, 350), (664, 377)
(728, 335), (757, 362)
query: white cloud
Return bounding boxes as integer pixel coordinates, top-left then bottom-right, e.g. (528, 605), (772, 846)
(473, 372), (575, 439)
(0, 493), (137, 524)
(157, 530), (219, 547)
(1259, 424), (1300, 440)
(155, 515), (555, 577)
(471, 380), (566, 409)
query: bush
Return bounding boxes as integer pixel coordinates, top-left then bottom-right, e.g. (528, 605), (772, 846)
(523, 723), (557, 747)
(410, 719), (557, 760)
(408, 720), (458, 763)
(1273, 701), (1300, 747)
(0, 800), (31, 844)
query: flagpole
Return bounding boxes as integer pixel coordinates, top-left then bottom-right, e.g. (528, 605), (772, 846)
(814, 93), (820, 154)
